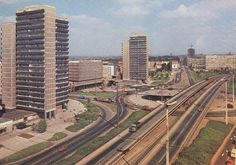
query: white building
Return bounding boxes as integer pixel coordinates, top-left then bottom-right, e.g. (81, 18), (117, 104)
(103, 65), (115, 80)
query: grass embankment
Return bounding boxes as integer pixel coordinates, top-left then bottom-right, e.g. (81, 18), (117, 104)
(101, 102), (117, 112)
(190, 70), (221, 82)
(2, 142), (53, 164)
(48, 132), (68, 141)
(55, 111), (148, 165)
(77, 91), (116, 98)
(175, 120), (233, 165)
(66, 103), (99, 132)
(151, 72), (170, 86)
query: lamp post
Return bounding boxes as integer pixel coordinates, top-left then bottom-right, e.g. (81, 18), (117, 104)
(225, 81), (228, 125)
(233, 75), (235, 103)
(165, 101), (177, 165)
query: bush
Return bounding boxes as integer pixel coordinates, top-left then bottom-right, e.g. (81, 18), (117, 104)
(32, 120), (47, 133)
(16, 122), (27, 129)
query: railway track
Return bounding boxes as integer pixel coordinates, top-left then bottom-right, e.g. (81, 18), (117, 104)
(108, 78), (219, 165)
(79, 77), (220, 165)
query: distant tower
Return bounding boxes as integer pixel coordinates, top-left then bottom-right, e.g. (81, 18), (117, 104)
(129, 33), (148, 81)
(187, 44), (195, 57)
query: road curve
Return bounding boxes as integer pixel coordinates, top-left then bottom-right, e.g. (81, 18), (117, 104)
(2, 94), (128, 165)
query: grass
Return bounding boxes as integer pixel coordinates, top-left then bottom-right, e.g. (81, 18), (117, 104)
(100, 102), (117, 112)
(190, 70), (222, 82)
(55, 111), (148, 165)
(1, 142), (53, 163)
(174, 120), (233, 165)
(151, 72), (170, 86)
(48, 132), (68, 141)
(77, 91), (116, 98)
(66, 103), (99, 132)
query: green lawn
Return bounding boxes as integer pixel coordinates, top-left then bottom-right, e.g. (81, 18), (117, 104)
(174, 120), (233, 165)
(77, 91), (116, 98)
(66, 103), (99, 132)
(150, 71), (170, 86)
(2, 142), (53, 163)
(190, 70), (222, 82)
(55, 111), (148, 165)
(48, 132), (68, 141)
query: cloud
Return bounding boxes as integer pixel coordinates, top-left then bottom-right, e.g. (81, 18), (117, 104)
(0, 16), (15, 23)
(161, 0), (236, 20)
(113, 0), (163, 17)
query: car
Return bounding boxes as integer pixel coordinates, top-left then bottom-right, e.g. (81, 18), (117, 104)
(58, 145), (66, 152)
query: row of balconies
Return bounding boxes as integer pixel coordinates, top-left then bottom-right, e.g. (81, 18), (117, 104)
(16, 86), (44, 93)
(16, 20), (44, 26)
(16, 25), (44, 31)
(56, 37), (69, 42)
(16, 34), (44, 40)
(17, 40), (44, 45)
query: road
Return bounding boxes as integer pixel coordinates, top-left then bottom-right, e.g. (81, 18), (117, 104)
(184, 66), (195, 85)
(147, 78), (225, 165)
(173, 110), (236, 117)
(10, 94), (128, 165)
(82, 78), (216, 164)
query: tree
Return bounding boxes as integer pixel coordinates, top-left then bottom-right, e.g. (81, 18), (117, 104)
(32, 119), (47, 133)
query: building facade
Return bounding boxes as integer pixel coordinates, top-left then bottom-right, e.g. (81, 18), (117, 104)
(187, 56), (206, 71)
(122, 41), (129, 80)
(0, 23), (16, 110)
(69, 60), (103, 88)
(15, 5), (68, 118)
(205, 55), (236, 70)
(129, 33), (148, 81)
(55, 17), (69, 108)
(103, 64), (114, 80)
(122, 33), (148, 81)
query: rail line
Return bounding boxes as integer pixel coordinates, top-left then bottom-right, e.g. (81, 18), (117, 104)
(108, 78), (219, 165)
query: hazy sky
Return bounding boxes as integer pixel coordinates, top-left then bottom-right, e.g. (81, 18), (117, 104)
(0, 0), (236, 56)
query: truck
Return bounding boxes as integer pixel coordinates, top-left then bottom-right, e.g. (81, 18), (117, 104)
(129, 122), (141, 132)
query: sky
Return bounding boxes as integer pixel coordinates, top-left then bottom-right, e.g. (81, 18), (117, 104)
(0, 0), (236, 56)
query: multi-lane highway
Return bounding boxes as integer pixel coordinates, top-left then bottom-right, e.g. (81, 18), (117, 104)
(8, 94), (128, 165)
(79, 78), (219, 165)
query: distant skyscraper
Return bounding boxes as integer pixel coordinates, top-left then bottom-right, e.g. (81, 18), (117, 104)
(16, 5), (69, 118)
(123, 33), (148, 81)
(122, 41), (129, 80)
(0, 23), (16, 110)
(188, 45), (195, 57)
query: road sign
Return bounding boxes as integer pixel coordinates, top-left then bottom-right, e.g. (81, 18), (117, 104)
(231, 148), (236, 158)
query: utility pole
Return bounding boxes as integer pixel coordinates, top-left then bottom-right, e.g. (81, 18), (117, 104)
(226, 81), (228, 125)
(166, 105), (170, 165)
(233, 75), (235, 103)
(116, 80), (119, 128)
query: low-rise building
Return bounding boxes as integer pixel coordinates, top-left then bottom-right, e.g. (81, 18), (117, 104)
(171, 60), (180, 71)
(205, 54), (236, 70)
(187, 56), (206, 71)
(69, 60), (103, 89)
(103, 64), (114, 80)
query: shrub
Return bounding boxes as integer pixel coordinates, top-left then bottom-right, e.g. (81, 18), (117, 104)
(16, 122), (27, 129)
(32, 120), (47, 133)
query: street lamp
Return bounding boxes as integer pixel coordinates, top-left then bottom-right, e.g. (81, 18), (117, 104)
(158, 101), (177, 165)
(233, 75), (235, 103)
(225, 81), (228, 125)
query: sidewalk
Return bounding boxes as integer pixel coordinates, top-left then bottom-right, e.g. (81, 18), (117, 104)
(0, 99), (87, 160)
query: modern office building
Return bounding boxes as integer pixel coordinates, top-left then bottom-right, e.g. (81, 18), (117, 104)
(122, 33), (148, 81)
(16, 5), (69, 118)
(129, 33), (148, 81)
(187, 46), (195, 57)
(0, 23), (16, 110)
(69, 60), (103, 89)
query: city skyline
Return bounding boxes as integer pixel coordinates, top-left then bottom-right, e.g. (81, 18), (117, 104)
(0, 0), (236, 56)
